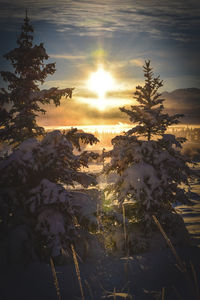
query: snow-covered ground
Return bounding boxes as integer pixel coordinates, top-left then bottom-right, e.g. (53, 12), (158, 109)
(0, 164), (200, 300)
(176, 164), (200, 248)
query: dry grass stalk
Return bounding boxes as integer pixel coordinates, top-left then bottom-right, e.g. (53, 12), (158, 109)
(73, 215), (80, 227)
(152, 215), (186, 272)
(50, 257), (62, 300)
(106, 291), (132, 299)
(152, 215), (200, 299)
(61, 247), (69, 258)
(161, 287), (165, 300)
(71, 243), (85, 300)
(97, 203), (101, 233)
(114, 287), (116, 300)
(124, 261), (129, 282)
(172, 285), (183, 300)
(122, 204), (127, 252)
(84, 279), (94, 300)
(100, 282), (132, 299)
(190, 261), (200, 300)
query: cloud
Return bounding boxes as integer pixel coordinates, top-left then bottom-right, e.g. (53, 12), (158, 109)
(0, 0), (199, 41)
(107, 89), (134, 99)
(129, 59), (144, 67)
(0, 0), (199, 96)
(37, 97), (126, 126)
(49, 54), (86, 60)
(37, 88), (200, 127)
(163, 88), (200, 124)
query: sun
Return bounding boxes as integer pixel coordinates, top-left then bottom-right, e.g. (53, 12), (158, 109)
(87, 66), (115, 110)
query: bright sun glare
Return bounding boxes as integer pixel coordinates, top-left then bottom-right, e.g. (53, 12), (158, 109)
(87, 66), (115, 110)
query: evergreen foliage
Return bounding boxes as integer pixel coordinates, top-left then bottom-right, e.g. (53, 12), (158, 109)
(0, 13), (73, 145)
(0, 129), (99, 262)
(0, 16), (99, 263)
(120, 60), (183, 141)
(104, 61), (191, 228)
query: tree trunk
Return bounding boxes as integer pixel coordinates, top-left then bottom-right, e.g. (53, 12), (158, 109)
(148, 130), (151, 141)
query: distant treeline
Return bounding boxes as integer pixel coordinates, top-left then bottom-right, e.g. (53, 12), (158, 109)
(166, 127), (200, 143)
(45, 126), (200, 146)
(93, 127), (200, 146)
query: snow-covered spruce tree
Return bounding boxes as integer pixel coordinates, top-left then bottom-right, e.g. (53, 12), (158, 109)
(0, 129), (99, 263)
(0, 13), (73, 146)
(0, 15), (100, 264)
(104, 61), (191, 233)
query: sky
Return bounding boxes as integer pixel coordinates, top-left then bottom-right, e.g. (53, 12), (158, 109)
(0, 0), (200, 127)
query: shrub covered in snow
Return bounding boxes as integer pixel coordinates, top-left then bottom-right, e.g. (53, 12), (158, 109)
(104, 61), (191, 230)
(0, 129), (100, 263)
